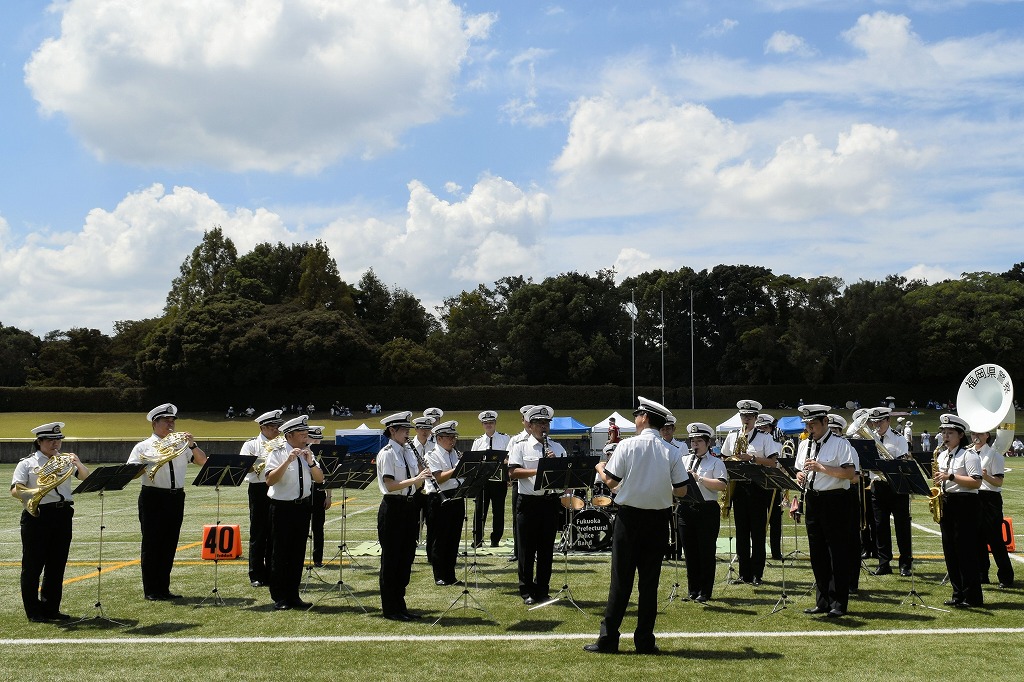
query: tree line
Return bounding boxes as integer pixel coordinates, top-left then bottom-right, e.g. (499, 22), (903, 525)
(3, 227), (1024, 392)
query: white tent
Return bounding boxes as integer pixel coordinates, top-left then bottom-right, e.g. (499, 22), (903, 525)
(591, 411), (637, 452)
(715, 412), (742, 433)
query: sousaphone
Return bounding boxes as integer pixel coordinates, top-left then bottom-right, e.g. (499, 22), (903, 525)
(956, 363), (1016, 455)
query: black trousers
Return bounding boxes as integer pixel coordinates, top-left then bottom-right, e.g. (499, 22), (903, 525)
(941, 493), (983, 605)
(768, 493), (783, 559)
(598, 506), (670, 652)
(678, 501), (720, 599)
(311, 486), (328, 564)
(805, 489), (852, 613)
(511, 488), (520, 557)
(978, 490), (1014, 585)
(247, 482), (273, 582)
(846, 485), (863, 590)
(473, 480), (508, 546)
(20, 504), (74, 619)
(269, 498), (313, 605)
(516, 494), (561, 598)
(871, 480), (913, 570)
(732, 482), (769, 581)
(378, 495), (419, 616)
(427, 494), (465, 583)
(138, 487), (185, 597)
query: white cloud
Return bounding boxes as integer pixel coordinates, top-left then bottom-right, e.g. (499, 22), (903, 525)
(765, 31), (816, 57)
(551, 91), (924, 222)
(502, 48), (558, 127)
(902, 263), (959, 284)
(702, 19), (739, 38)
(25, 0), (486, 173)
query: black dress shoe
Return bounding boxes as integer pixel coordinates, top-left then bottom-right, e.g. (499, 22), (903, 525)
(289, 599), (312, 609)
(635, 646), (661, 655)
(849, 587), (859, 595)
(900, 568), (913, 577)
(583, 643), (618, 654)
(165, 592), (183, 599)
(860, 550), (871, 559)
(826, 609), (846, 618)
(28, 615), (49, 623)
(957, 601), (983, 609)
(383, 613), (411, 621)
(436, 579), (448, 586)
(490, 540), (501, 547)
(403, 611), (423, 620)
(523, 596), (535, 605)
(870, 565), (893, 576)
(751, 577), (763, 586)
(145, 593), (172, 601)
(46, 612), (72, 621)
(695, 595), (709, 604)
(274, 601), (292, 611)
(942, 599), (962, 606)
(251, 580), (267, 588)
(771, 554), (784, 561)
(804, 606), (827, 614)
(999, 582), (1014, 589)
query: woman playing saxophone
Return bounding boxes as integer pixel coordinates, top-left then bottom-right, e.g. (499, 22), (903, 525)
(10, 422), (90, 622)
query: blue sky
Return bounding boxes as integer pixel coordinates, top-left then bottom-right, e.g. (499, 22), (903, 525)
(1, 0), (1022, 335)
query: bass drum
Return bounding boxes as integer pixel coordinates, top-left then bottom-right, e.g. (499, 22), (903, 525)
(568, 508), (613, 552)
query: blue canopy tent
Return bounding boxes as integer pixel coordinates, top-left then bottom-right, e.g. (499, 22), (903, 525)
(334, 427), (386, 454)
(776, 416), (807, 436)
(549, 416), (591, 435)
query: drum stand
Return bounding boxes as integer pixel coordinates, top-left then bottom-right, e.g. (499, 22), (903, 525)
(900, 564), (948, 612)
(433, 501), (494, 625)
(531, 505), (585, 613)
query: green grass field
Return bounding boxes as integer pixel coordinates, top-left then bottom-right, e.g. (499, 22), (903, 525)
(3, 449), (1024, 681)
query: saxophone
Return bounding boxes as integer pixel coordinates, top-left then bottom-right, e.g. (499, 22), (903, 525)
(927, 444), (945, 523)
(252, 434), (286, 476)
(720, 429), (748, 519)
(144, 432), (191, 482)
(23, 454), (77, 516)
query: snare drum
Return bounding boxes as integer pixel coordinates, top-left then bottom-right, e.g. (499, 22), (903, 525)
(559, 491), (586, 510)
(591, 482), (615, 508)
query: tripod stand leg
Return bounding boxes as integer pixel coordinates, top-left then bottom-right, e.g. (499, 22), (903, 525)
(432, 499), (494, 625)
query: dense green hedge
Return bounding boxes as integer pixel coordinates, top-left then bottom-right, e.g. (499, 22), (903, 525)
(1, 382), (955, 413)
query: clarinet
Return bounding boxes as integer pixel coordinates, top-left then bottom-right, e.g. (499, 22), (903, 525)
(407, 437), (437, 494)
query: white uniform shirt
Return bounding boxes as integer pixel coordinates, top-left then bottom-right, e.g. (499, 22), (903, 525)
(976, 443), (1004, 493)
(471, 432), (511, 452)
(242, 433), (273, 484)
(507, 435), (566, 496)
(426, 445), (462, 493)
(12, 451), (79, 505)
(265, 440), (316, 501)
(938, 445), (982, 494)
(795, 432), (855, 492)
(669, 438), (690, 458)
(684, 451), (728, 502)
(921, 432), (933, 452)
(903, 425), (914, 444)
(604, 428), (687, 509)
(376, 439), (420, 497)
(127, 434), (192, 489)
(721, 428), (775, 461)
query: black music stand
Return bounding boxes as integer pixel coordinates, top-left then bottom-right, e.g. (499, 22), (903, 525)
(719, 461), (757, 589)
(303, 445), (346, 588)
(191, 453), (256, 607)
(759, 467), (801, 615)
(432, 452), (502, 625)
(775, 456), (811, 563)
(529, 455), (599, 612)
(310, 454), (376, 611)
(71, 463), (146, 626)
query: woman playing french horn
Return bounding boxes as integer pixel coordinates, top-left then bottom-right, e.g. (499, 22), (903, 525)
(10, 422), (90, 622)
(935, 413), (984, 607)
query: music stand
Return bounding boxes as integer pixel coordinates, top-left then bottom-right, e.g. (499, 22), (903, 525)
(310, 453), (376, 611)
(529, 455), (599, 612)
(303, 445), (346, 589)
(432, 451), (502, 625)
(191, 453), (256, 607)
(71, 463), (146, 626)
(759, 467), (801, 615)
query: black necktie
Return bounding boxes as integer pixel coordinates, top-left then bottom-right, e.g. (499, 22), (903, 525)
(169, 456), (177, 489)
(807, 441), (818, 491)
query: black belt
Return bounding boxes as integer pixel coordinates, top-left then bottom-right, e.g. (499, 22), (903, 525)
(806, 488), (845, 497)
(37, 501), (74, 509)
(145, 486), (184, 494)
(270, 497), (311, 505)
(945, 491), (977, 498)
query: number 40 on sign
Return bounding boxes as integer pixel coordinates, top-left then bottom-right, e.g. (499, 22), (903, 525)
(202, 524), (243, 560)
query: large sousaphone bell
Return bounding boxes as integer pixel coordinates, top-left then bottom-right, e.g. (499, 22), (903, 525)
(956, 363), (1016, 455)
